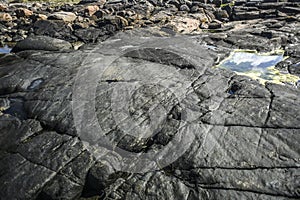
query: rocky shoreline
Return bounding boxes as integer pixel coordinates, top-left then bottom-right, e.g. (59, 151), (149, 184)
(0, 0), (300, 200)
(0, 0), (299, 46)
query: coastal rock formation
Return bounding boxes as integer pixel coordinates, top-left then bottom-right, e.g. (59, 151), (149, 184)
(0, 0), (300, 46)
(0, 0), (300, 199)
(0, 27), (299, 199)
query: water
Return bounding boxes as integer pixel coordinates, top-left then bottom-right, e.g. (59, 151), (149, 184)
(27, 78), (44, 90)
(217, 50), (300, 85)
(3, 98), (27, 120)
(0, 45), (12, 54)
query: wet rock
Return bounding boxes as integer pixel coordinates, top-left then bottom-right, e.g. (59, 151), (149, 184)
(48, 11), (77, 23)
(12, 35), (72, 52)
(289, 61), (300, 76)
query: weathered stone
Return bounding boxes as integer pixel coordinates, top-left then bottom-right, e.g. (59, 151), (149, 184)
(33, 20), (76, 42)
(74, 27), (106, 43)
(48, 11), (77, 23)
(85, 5), (99, 16)
(15, 8), (33, 18)
(0, 3), (7, 11)
(233, 11), (260, 20)
(0, 12), (12, 21)
(1, 0), (300, 199)
(208, 21), (222, 29)
(179, 4), (190, 12)
(12, 35), (73, 52)
(169, 16), (200, 33)
(37, 13), (47, 20)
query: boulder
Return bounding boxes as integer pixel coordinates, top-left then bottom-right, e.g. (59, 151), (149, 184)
(0, 12), (12, 21)
(12, 35), (72, 52)
(33, 20), (76, 42)
(85, 5), (99, 16)
(15, 8), (33, 18)
(0, 3), (7, 11)
(169, 16), (200, 33)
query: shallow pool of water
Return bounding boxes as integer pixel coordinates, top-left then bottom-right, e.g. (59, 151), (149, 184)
(0, 45), (12, 54)
(217, 50), (300, 85)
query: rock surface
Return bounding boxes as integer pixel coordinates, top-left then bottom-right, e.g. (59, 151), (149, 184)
(1, 26), (300, 199)
(1, 0), (300, 200)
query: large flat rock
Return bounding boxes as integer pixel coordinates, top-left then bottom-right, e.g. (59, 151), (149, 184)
(0, 29), (299, 199)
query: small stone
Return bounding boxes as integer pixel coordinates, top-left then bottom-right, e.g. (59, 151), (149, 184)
(48, 11), (77, 23)
(0, 4), (7, 11)
(169, 16), (200, 34)
(200, 23), (209, 29)
(0, 12), (12, 21)
(190, 5), (200, 13)
(38, 14), (47, 20)
(5, 35), (12, 42)
(85, 5), (99, 16)
(115, 15), (128, 27)
(32, 3), (42, 8)
(15, 8), (33, 18)
(73, 22), (89, 29)
(191, 12), (209, 23)
(12, 34), (24, 42)
(208, 22), (222, 29)
(180, 4), (190, 12)
(215, 9), (229, 20)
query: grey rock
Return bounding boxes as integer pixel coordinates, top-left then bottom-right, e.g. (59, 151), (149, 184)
(32, 20), (76, 42)
(12, 35), (73, 52)
(179, 4), (190, 12)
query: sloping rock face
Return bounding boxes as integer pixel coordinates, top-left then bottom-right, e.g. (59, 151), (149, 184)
(0, 29), (300, 199)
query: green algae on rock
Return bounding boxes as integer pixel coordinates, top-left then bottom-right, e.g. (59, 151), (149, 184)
(216, 49), (300, 86)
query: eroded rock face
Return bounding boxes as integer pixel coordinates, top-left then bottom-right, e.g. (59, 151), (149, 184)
(0, 29), (299, 199)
